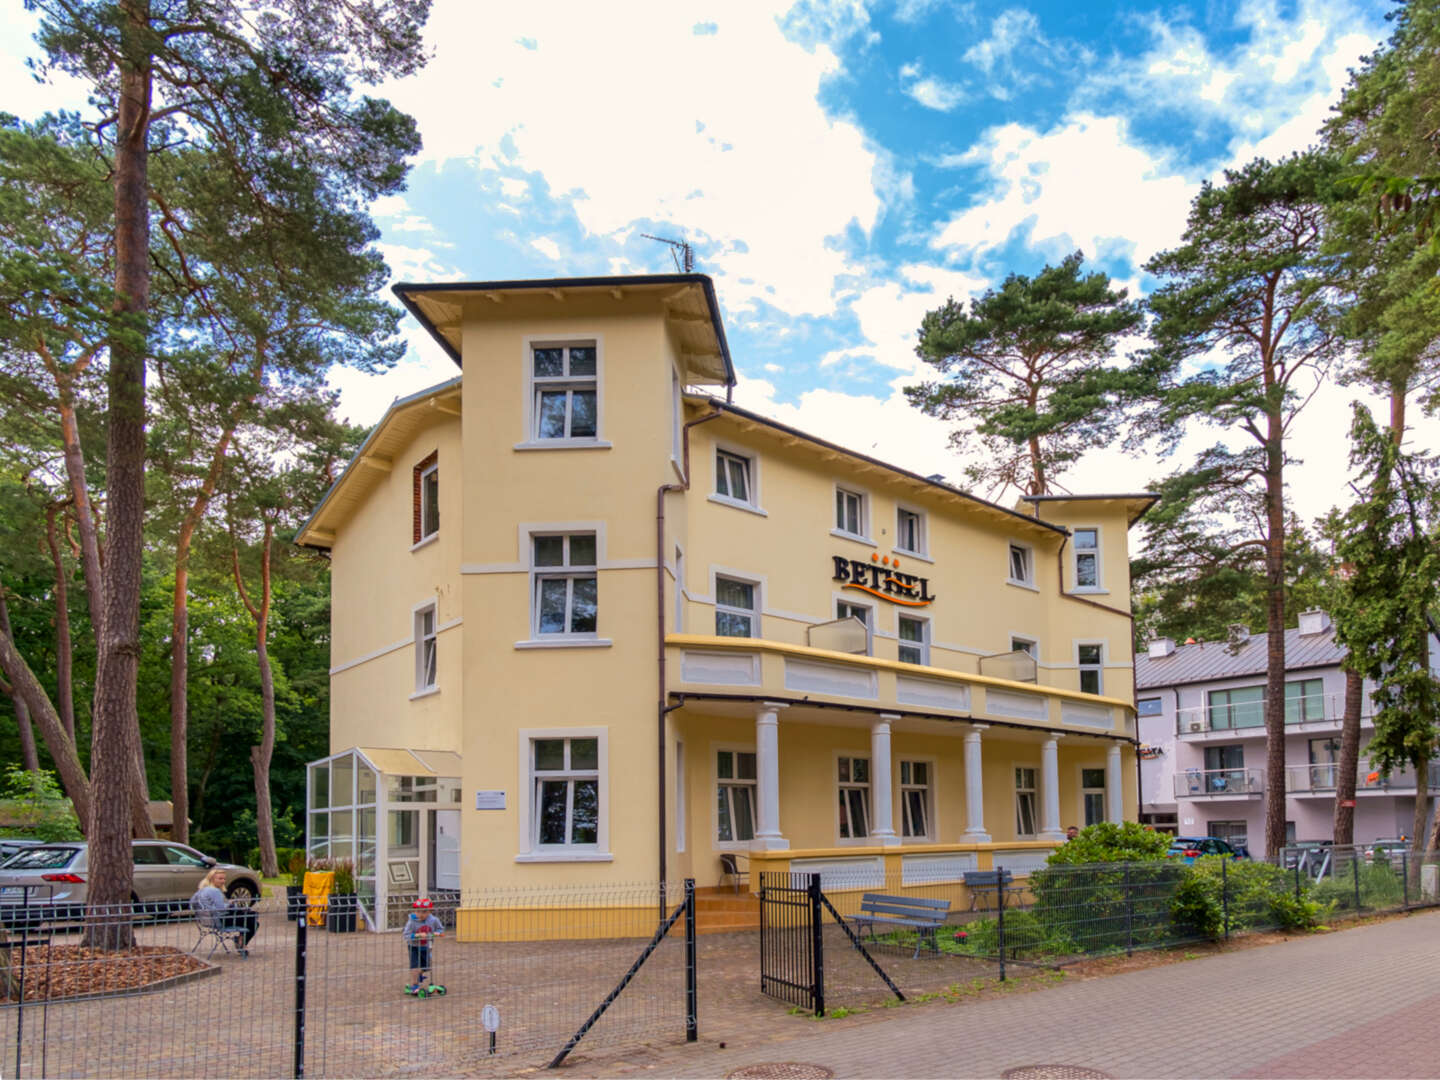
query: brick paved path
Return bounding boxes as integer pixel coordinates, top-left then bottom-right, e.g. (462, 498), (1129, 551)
(576, 910), (1440, 1079)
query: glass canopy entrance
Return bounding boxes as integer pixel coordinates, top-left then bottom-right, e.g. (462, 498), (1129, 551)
(306, 747), (462, 930)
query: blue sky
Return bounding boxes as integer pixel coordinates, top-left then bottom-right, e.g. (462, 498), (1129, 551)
(3, 0), (1430, 521)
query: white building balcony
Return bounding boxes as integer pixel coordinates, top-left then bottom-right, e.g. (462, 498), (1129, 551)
(1175, 692), (1371, 741)
(1285, 762), (1440, 796)
(1173, 767), (1265, 799)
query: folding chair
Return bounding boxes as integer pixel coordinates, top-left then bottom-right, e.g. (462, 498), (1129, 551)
(190, 900), (246, 958)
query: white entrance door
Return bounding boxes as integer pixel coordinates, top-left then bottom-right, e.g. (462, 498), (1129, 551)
(434, 809), (461, 891)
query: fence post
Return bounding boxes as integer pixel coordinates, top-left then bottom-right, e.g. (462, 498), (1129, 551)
(808, 874), (825, 1017)
(293, 903), (308, 1079)
(1294, 861), (1302, 902)
(1352, 849), (1362, 913)
(14, 887), (29, 1080)
(1221, 856), (1230, 941)
(996, 864), (1006, 983)
(757, 874), (766, 995)
(684, 879), (697, 1043)
(1124, 862), (1134, 957)
(1402, 852), (1411, 909)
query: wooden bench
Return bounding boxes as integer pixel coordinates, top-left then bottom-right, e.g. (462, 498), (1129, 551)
(852, 894), (951, 958)
(963, 870), (1026, 911)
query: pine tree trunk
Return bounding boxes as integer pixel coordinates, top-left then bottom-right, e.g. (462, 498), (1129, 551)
(1262, 418), (1289, 857)
(0, 595), (40, 774)
(85, 0), (153, 948)
(1331, 668), (1362, 846)
(237, 523), (279, 879)
(44, 503), (76, 741)
(55, 388), (104, 639)
(1411, 742), (1430, 853)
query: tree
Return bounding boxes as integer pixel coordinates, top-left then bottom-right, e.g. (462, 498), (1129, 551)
(1140, 153), (1343, 856)
(906, 252), (1143, 497)
(26, 0), (429, 942)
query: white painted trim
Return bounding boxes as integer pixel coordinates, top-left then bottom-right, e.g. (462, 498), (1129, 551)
(516, 725), (609, 857)
(522, 333), (605, 444)
(1075, 759), (1108, 828)
(832, 747), (876, 846)
(1011, 757), (1042, 840)
(514, 852), (614, 863)
(711, 740), (759, 851)
(514, 638), (613, 650)
(1074, 638), (1107, 696)
(711, 438), (764, 512)
(409, 533), (439, 554)
(893, 501), (930, 559)
(513, 439), (613, 451)
(408, 687), (441, 702)
(412, 598), (438, 694)
(832, 479), (874, 543)
(895, 609), (931, 667)
(709, 564), (767, 640)
(708, 493), (769, 517)
(1070, 523), (1103, 591)
(329, 636), (411, 676)
(896, 753), (939, 843)
(1006, 538), (1037, 589)
(829, 527), (878, 548)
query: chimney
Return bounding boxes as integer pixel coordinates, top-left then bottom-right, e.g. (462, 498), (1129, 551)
(1148, 637), (1175, 659)
(1298, 609), (1332, 636)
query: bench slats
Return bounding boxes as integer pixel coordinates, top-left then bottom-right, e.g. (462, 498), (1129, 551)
(859, 893), (949, 910)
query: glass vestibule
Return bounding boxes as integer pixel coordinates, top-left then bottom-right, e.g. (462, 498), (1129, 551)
(306, 747), (462, 930)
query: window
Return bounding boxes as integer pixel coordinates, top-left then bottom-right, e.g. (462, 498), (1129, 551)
(1008, 543), (1033, 585)
(1078, 643), (1103, 695)
(1308, 737), (1340, 789)
(896, 507), (926, 555)
(1285, 678), (1325, 723)
(1206, 686), (1264, 730)
(715, 577), (757, 638)
(1202, 744), (1244, 793)
(1081, 768), (1106, 826)
(533, 534), (598, 637)
(900, 760), (932, 839)
(531, 343), (598, 441)
(1073, 528), (1099, 588)
(1014, 768), (1037, 836)
(414, 604), (437, 692)
(531, 737), (599, 849)
(716, 749), (757, 844)
(1011, 636), (1037, 657)
(1207, 820), (1249, 848)
(835, 487), (866, 538)
(715, 449), (754, 505)
(412, 452), (438, 545)
(898, 615), (928, 665)
(1137, 697), (1164, 717)
(837, 600), (873, 655)
(837, 756), (871, 839)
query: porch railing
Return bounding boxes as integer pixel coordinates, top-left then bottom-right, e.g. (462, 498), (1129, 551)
(1285, 762), (1440, 794)
(1173, 767), (1264, 797)
(1175, 692), (1372, 735)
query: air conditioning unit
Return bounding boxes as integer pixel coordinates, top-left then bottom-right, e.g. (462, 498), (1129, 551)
(1188, 721), (1203, 733)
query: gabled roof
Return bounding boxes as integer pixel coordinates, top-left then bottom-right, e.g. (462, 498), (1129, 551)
(1135, 626), (1346, 690)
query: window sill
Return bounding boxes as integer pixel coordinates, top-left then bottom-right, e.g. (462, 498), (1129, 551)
(1006, 578), (1040, 592)
(1070, 586), (1110, 595)
(514, 851), (614, 863)
(410, 533), (439, 553)
(892, 547), (933, 564)
(708, 494), (768, 517)
(513, 439), (613, 451)
(409, 686), (441, 701)
(514, 637), (614, 650)
(829, 529), (876, 547)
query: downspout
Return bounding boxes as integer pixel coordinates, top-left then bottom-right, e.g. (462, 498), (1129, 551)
(657, 405), (725, 899)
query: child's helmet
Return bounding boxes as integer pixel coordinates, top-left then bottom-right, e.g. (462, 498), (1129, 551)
(412, 897), (433, 911)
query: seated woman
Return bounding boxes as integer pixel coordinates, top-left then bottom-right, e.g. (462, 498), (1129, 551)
(191, 867), (259, 956)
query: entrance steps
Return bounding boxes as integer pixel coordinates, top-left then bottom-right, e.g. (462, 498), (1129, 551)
(692, 885), (760, 934)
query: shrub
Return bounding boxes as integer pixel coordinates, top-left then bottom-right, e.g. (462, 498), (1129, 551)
(0, 767), (82, 842)
(1172, 856), (1319, 938)
(1309, 859), (1405, 911)
(1044, 822), (1171, 866)
(948, 909), (1078, 960)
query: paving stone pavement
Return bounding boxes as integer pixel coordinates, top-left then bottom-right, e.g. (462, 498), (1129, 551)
(575, 910), (1440, 1080)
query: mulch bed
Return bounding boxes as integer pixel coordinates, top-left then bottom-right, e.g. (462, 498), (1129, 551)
(0, 944), (206, 1003)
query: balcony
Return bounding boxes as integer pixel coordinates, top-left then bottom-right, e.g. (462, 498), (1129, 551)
(1175, 693), (1371, 739)
(1173, 767), (1265, 799)
(1285, 761), (1440, 796)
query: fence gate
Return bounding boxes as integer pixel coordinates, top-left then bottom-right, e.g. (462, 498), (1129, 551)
(758, 872), (823, 1015)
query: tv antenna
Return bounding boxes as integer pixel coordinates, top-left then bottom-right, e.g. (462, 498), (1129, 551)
(641, 234), (695, 273)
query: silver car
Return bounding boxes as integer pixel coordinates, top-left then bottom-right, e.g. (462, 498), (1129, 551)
(0, 840), (262, 923)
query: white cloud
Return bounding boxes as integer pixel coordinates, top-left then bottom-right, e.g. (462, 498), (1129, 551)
(530, 236), (563, 261)
(962, 9), (1039, 75)
(900, 61), (969, 111)
(377, 2), (884, 317)
(376, 243), (465, 284)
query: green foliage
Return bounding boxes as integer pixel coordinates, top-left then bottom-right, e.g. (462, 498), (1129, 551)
(1171, 857), (1320, 939)
(308, 857), (357, 895)
(906, 251), (1142, 496)
(945, 910), (1078, 960)
(1045, 822), (1171, 866)
(0, 766), (82, 841)
(1309, 859), (1406, 911)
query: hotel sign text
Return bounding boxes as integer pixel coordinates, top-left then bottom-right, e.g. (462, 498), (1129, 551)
(832, 555), (936, 607)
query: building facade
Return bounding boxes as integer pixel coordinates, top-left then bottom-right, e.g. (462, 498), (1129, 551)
(297, 274), (1153, 933)
(1136, 611), (1440, 849)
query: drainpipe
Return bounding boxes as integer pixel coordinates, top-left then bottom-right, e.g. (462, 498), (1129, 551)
(657, 405), (725, 900)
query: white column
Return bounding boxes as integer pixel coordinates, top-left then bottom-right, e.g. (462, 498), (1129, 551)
(961, 724), (991, 842)
(1106, 742), (1124, 823)
(752, 702), (789, 851)
(1039, 734), (1065, 842)
(870, 714), (899, 846)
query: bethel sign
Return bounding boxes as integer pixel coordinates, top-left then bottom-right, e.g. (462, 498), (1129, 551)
(832, 554), (936, 607)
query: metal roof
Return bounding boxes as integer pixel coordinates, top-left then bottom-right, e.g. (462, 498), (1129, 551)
(1135, 627), (1346, 690)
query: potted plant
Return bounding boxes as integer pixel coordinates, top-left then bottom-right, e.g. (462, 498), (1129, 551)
(326, 859), (359, 933)
(285, 854), (308, 920)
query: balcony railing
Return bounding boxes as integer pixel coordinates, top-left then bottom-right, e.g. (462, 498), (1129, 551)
(1173, 767), (1264, 798)
(1175, 692), (1371, 735)
(1285, 761), (1440, 794)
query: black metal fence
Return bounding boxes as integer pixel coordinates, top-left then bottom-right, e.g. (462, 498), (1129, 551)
(0, 880), (698, 1078)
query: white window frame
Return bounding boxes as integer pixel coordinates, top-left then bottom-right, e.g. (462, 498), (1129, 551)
(412, 601), (438, 697)
(518, 337), (608, 449)
(894, 504), (929, 558)
(713, 744), (758, 851)
(1072, 526), (1103, 592)
(836, 753), (873, 842)
(516, 726), (611, 862)
(1007, 541), (1036, 589)
(530, 532), (599, 640)
(898, 758), (935, 841)
(1077, 641), (1105, 695)
(1079, 764), (1107, 826)
(418, 460), (439, 544)
(1010, 636), (1038, 658)
(1014, 765), (1038, 838)
(831, 483), (873, 544)
(714, 574), (759, 639)
(835, 595), (875, 656)
(897, 613), (930, 666)
(675, 741), (686, 854)
(709, 440), (765, 515)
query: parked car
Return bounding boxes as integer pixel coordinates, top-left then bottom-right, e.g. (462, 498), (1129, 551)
(1364, 838), (1411, 866)
(1166, 836), (1243, 862)
(0, 838), (45, 861)
(0, 840), (262, 925)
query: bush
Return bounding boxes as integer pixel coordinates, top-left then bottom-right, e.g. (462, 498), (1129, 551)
(948, 909), (1079, 960)
(1045, 822), (1171, 866)
(0, 767), (82, 842)
(1030, 859), (1189, 952)
(1172, 857), (1320, 938)
(1310, 859), (1405, 911)
(244, 845), (305, 876)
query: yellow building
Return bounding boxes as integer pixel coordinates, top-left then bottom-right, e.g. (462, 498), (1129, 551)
(297, 273), (1155, 932)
